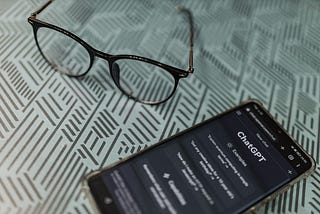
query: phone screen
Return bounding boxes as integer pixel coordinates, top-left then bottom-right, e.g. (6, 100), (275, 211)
(87, 101), (314, 214)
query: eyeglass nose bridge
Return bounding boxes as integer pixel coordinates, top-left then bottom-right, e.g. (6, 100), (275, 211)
(90, 50), (118, 87)
(92, 49), (118, 77)
(93, 49), (113, 61)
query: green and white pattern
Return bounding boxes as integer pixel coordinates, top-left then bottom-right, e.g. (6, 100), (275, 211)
(0, 0), (320, 213)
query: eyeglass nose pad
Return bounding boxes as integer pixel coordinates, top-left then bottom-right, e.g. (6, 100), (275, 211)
(111, 62), (134, 97)
(111, 62), (121, 88)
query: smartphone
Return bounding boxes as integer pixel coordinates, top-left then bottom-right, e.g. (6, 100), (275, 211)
(83, 100), (315, 214)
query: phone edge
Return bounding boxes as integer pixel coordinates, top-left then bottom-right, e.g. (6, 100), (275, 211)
(242, 99), (316, 213)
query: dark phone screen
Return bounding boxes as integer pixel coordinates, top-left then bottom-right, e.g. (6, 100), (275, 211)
(88, 102), (313, 214)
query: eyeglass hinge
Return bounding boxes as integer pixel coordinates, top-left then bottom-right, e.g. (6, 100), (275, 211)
(188, 66), (194, 74)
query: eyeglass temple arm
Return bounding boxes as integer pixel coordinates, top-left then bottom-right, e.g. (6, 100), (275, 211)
(177, 7), (194, 74)
(31, 0), (54, 17)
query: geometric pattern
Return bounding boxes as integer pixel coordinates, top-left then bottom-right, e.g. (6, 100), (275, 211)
(0, 0), (320, 213)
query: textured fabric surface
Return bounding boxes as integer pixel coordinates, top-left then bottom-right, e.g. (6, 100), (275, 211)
(0, 0), (320, 213)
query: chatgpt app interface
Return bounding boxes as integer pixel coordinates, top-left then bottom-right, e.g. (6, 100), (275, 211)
(99, 104), (302, 214)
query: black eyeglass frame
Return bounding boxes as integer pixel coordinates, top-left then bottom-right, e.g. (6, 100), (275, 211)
(27, 0), (194, 105)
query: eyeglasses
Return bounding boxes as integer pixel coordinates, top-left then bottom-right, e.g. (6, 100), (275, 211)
(28, 0), (194, 105)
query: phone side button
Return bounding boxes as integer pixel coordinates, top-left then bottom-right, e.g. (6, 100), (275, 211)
(104, 197), (113, 205)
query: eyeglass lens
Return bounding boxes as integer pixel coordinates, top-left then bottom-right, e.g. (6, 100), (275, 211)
(111, 59), (176, 103)
(36, 27), (91, 76)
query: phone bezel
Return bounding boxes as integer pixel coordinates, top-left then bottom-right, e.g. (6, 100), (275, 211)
(82, 99), (316, 214)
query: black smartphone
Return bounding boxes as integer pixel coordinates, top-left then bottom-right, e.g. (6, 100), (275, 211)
(83, 100), (315, 214)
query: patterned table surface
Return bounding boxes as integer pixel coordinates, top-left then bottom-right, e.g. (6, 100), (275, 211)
(1, 0), (320, 213)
